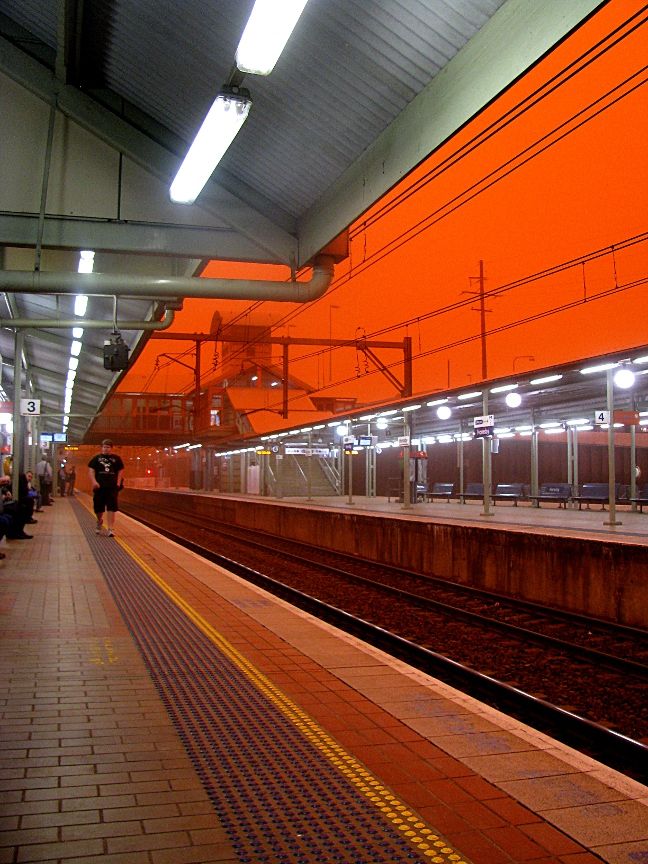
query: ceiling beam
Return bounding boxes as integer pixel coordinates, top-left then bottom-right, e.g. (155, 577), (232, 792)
(0, 213), (276, 262)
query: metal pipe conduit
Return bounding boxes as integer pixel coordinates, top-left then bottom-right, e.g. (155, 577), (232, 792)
(0, 308), (176, 330)
(0, 257), (335, 302)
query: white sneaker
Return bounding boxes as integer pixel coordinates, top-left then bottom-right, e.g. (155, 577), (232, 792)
(107, 529), (115, 537)
(95, 523), (102, 534)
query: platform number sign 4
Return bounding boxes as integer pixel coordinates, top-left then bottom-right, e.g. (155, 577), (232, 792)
(594, 410), (610, 425)
(20, 398), (41, 416)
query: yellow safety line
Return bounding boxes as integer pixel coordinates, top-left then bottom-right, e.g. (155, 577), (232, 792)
(88, 505), (469, 863)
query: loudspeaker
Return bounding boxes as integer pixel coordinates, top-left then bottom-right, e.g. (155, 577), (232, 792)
(103, 334), (129, 371)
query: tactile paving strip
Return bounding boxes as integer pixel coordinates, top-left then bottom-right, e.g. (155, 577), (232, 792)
(77, 502), (468, 864)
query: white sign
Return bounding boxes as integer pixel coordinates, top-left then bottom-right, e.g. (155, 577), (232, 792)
(397, 435), (410, 446)
(20, 398), (41, 416)
(285, 446), (311, 455)
(594, 410), (611, 425)
(474, 414), (494, 428)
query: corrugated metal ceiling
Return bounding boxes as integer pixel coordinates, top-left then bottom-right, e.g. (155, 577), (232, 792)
(0, 0), (506, 219)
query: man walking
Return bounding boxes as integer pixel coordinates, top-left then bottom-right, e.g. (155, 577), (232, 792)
(87, 439), (124, 537)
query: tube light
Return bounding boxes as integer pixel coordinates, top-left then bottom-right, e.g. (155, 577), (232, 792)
(580, 362), (618, 375)
(490, 383), (517, 393)
(402, 404), (421, 412)
(236, 0), (309, 75)
(426, 398), (448, 406)
(530, 374), (562, 385)
(457, 391), (482, 400)
(170, 89), (252, 204)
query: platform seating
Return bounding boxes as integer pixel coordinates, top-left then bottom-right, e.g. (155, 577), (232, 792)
(459, 482), (484, 502)
(572, 482), (623, 510)
(493, 483), (525, 505)
(528, 482), (572, 508)
(630, 487), (648, 512)
(426, 482), (455, 502)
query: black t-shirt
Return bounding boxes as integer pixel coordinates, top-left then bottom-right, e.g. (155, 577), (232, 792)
(88, 453), (124, 488)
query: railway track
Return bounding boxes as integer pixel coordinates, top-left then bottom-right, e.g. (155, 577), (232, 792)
(122, 499), (648, 781)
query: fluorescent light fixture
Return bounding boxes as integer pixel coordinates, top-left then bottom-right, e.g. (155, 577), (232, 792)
(544, 427), (564, 434)
(270, 380), (280, 387)
(251, 375), (258, 381)
(540, 421), (561, 428)
(575, 424), (594, 431)
(580, 361), (618, 375)
(530, 374), (562, 385)
(70, 341), (82, 357)
(74, 295), (88, 316)
(497, 432), (515, 438)
(77, 250), (94, 274)
(515, 425), (533, 432)
(490, 383), (517, 393)
(566, 418), (588, 426)
(379, 409), (398, 416)
(236, 0), (309, 75)
(170, 89), (252, 204)
(494, 427), (511, 434)
(72, 327), (83, 339)
(632, 354), (648, 364)
(68, 357), (79, 371)
(426, 398), (448, 407)
(505, 392), (522, 408)
(173, 443), (192, 450)
(517, 430), (533, 436)
(436, 405), (452, 420)
(402, 404), (421, 412)
(437, 434), (453, 443)
(359, 414), (376, 421)
(312, 424), (325, 430)
(457, 391), (482, 400)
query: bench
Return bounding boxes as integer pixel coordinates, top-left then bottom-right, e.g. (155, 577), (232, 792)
(459, 482), (484, 503)
(493, 483), (525, 505)
(386, 477), (401, 503)
(572, 482), (623, 510)
(630, 488), (648, 512)
(528, 482), (572, 508)
(426, 482), (455, 502)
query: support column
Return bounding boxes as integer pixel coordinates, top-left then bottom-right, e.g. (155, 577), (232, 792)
(402, 415), (411, 509)
(605, 369), (620, 526)
(481, 391), (492, 516)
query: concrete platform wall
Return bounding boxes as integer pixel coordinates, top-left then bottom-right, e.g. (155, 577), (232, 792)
(122, 490), (648, 628)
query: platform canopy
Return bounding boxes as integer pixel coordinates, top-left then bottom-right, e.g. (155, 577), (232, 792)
(0, 0), (604, 442)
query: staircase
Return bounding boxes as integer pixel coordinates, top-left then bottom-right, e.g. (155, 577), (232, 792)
(273, 455), (339, 497)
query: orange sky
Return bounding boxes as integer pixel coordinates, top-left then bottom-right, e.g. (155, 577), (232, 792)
(120, 0), (648, 417)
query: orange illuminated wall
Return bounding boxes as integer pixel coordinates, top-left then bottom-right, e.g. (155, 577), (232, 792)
(120, 1), (648, 419)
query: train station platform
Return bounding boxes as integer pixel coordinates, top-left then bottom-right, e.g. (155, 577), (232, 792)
(1, 495), (647, 864)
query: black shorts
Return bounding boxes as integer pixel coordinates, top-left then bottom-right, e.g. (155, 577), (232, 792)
(93, 485), (119, 513)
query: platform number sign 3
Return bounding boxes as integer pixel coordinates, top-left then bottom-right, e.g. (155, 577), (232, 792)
(20, 398), (41, 416)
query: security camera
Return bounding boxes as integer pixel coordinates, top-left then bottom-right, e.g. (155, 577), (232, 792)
(103, 331), (129, 371)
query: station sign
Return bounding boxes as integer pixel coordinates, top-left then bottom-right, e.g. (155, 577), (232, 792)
(20, 398), (41, 416)
(397, 436), (410, 446)
(594, 410), (611, 425)
(473, 414), (494, 428)
(473, 414), (494, 438)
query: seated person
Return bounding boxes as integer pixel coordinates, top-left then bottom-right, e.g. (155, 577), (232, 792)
(0, 478), (33, 539)
(25, 471), (43, 512)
